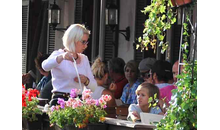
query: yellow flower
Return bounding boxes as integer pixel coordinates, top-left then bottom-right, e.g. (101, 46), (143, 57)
(99, 117), (106, 122)
(78, 123), (87, 128)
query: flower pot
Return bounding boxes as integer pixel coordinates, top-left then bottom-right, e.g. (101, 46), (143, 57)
(171, 0), (192, 7)
(54, 123), (107, 130)
(22, 114), (42, 130)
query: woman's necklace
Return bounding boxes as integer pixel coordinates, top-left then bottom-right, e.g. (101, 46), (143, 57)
(74, 53), (78, 60)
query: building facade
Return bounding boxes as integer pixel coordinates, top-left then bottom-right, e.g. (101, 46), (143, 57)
(22, 0), (197, 80)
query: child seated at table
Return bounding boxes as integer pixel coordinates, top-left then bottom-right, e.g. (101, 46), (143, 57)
(127, 83), (164, 122)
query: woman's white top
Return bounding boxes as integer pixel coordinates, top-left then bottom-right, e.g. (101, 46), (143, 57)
(91, 86), (105, 99)
(42, 49), (97, 94)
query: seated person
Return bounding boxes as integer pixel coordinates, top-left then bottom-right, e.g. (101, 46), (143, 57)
(34, 53), (51, 91)
(22, 52), (51, 91)
(172, 60), (183, 83)
(22, 53), (52, 102)
(91, 57), (116, 107)
(150, 60), (177, 107)
(138, 57), (156, 84)
(39, 80), (53, 101)
(120, 60), (141, 105)
(108, 58), (128, 99)
(22, 70), (36, 88)
(127, 83), (163, 122)
(150, 60), (174, 89)
(158, 60), (184, 109)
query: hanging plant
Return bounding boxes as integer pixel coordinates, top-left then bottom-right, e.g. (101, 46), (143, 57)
(137, 0), (177, 54)
(137, 0), (197, 129)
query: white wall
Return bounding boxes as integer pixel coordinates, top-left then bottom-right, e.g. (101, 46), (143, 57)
(118, 0), (136, 63)
(52, 0), (137, 63)
(54, 0), (76, 50)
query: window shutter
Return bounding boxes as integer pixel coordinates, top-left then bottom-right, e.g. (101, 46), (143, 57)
(134, 0), (155, 62)
(134, 0), (147, 62)
(103, 0), (117, 61)
(47, 26), (55, 54)
(75, 0), (83, 23)
(22, 0), (30, 74)
(104, 26), (114, 61)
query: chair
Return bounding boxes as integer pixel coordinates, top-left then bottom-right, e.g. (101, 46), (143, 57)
(115, 105), (129, 120)
(104, 107), (116, 118)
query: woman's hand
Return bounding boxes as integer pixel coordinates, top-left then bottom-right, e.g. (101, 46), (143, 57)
(56, 51), (76, 64)
(56, 52), (72, 63)
(74, 74), (89, 85)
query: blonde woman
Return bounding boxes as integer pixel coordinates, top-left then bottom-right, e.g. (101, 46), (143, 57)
(42, 24), (97, 106)
(91, 57), (116, 107)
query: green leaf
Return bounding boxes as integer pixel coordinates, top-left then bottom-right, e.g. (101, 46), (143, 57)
(159, 5), (166, 13)
(157, 34), (164, 41)
(138, 37), (142, 42)
(154, 93), (157, 99)
(161, 14), (166, 20)
(148, 97), (153, 103)
(144, 6), (152, 12)
(171, 17), (176, 24)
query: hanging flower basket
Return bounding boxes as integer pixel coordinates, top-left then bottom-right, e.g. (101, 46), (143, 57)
(171, 0), (192, 7)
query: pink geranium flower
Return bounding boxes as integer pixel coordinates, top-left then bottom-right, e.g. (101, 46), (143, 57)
(48, 88), (112, 129)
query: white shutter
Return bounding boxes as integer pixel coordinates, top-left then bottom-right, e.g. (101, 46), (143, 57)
(22, 0), (29, 74)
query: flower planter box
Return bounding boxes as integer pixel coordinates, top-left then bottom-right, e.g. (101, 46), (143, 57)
(54, 123), (107, 130)
(22, 114), (43, 130)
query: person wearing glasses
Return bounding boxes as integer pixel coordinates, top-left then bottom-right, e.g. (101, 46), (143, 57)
(42, 24), (97, 106)
(138, 58), (156, 84)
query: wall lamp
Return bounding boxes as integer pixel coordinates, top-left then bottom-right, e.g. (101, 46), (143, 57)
(48, 0), (67, 31)
(105, 1), (130, 41)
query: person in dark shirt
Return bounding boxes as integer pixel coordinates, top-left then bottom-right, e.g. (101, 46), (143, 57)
(107, 57), (128, 99)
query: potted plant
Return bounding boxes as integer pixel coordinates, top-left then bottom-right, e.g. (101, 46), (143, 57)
(22, 85), (43, 130)
(48, 88), (112, 130)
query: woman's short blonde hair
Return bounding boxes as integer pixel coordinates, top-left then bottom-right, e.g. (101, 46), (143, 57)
(91, 57), (108, 80)
(62, 24), (90, 52)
